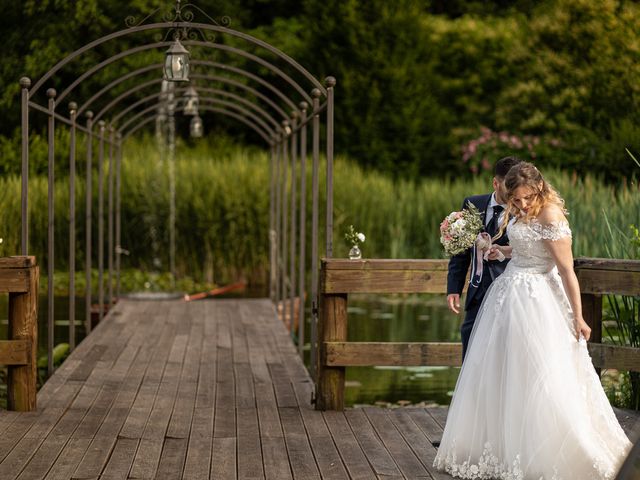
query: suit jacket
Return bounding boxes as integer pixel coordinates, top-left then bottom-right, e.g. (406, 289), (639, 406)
(446, 193), (511, 310)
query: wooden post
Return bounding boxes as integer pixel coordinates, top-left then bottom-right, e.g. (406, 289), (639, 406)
(581, 293), (603, 344)
(2, 257), (39, 411)
(315, 292), (347, 411)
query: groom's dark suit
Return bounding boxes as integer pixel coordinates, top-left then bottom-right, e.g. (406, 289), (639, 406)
(447, 193), (511, 359)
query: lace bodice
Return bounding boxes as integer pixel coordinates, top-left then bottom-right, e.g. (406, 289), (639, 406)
(507, 220), (572, 273)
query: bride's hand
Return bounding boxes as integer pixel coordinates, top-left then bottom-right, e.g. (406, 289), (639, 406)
(574, 316), (591, 341)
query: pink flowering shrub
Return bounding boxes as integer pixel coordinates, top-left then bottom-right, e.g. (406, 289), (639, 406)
(459, 127), (561, 174)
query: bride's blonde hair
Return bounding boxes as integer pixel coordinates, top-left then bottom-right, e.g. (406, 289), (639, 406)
(496, 162), (566, 239)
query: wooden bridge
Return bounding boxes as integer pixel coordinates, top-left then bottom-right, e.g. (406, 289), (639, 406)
(0, 296), (637, 479)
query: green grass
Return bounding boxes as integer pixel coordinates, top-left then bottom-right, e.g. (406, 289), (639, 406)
(0, 138), (638, 289)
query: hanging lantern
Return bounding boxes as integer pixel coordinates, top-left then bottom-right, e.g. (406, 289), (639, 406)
(183, 86), (199, 116)
(163, 38), (190, 82)
(190, 115), (203, 138)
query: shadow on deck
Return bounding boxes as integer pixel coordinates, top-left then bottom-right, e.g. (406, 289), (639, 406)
(0, 298), (637, 479)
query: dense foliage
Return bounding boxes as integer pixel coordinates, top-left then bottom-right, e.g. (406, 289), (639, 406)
(1, 0), (639, 179)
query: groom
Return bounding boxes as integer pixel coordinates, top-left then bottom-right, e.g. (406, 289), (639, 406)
(447, 156), (522, 360)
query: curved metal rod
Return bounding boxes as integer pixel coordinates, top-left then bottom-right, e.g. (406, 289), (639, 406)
(110, 87), (279, 131)
(188, 40), (312, 104)
(78, 63), (161, 116)
(58, 39), (311, 106)
(121, 105), (274, 145)
(198, 96), (274, 136)
(193, 60), (296, 111)
(93, 72), (290, 129)
(30, 21), (326, 98)
(78, 61), (292, 120)
(94, 78), (160, 124)
(116, 96), (274, 140)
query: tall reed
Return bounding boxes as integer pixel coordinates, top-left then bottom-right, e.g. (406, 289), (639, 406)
(0, 139), (638, 290)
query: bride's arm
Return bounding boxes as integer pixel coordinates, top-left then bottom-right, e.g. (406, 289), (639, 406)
(539, 208), (591, 341)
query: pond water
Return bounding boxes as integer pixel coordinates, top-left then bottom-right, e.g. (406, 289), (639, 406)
(310, 294), (462, 407)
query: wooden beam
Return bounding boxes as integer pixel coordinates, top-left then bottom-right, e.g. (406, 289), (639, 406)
(0, 256), (37, 268)
(8, 264), (39, 411)
(315, 294), (348, 411)
(588, 343), (640, 372)
(323, 259), (449, 271)
(324, 342), (462, 367)
(574, 258), (640, 272)
(0, 340), (30, 365)
(576, 269), (640, 295)
(0, 269), (30, 293)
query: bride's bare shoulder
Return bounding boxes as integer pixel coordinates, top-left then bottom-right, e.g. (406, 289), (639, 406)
(536, 204), (567, 225)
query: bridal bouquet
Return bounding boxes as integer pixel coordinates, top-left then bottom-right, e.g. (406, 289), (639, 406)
(439, 204), (483, 256)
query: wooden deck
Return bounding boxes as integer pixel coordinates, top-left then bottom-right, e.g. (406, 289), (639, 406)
(0, 298), (637, 479)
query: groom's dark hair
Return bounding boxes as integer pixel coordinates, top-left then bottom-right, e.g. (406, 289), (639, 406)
(495, 156), (523, 179)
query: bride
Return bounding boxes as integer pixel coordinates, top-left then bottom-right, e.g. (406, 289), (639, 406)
(434, 162), (632, 479)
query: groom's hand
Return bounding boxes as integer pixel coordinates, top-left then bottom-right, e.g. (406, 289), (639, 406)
(447, 294), (461, 314)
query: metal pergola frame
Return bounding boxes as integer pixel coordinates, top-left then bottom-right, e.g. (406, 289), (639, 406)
(19, 5), (335, 382)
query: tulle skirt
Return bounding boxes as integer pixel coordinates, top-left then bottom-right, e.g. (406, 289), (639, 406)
(433, 266), (632, 480)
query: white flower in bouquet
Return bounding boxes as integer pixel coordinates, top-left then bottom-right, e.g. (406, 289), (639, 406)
(345, 225), (365, 246)
(439, 204), (484, 256)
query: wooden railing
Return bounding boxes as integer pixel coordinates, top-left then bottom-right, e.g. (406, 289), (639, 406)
(315, 258), (640, 411)
(0, 257), (39, 411)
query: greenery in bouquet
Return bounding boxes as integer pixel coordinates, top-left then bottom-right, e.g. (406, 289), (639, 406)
(440, 204), (483, 256)
(345, 225), (365, 246)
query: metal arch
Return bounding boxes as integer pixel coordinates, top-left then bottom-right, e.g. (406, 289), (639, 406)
(78, 62), (292, 121)
(186, 87), (280, 129)
(55, 40), (312, 108)
(95, 76), (284, 130)
(116, 96), (275, 140)
(192, 60), (297, 111)
(109, 87), (279, 132)
(191, 72), (289, 120)
(78, 63), (161, 116)
(187, 41), (312, 104)
(121, 105), (274, 146)
(30, 21), (326, 98)
(94, 78), (161, 124)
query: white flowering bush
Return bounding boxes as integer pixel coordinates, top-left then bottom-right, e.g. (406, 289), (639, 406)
(439, 203), (483, 256)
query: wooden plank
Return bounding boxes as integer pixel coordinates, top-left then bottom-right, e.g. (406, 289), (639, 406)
(291, 382), (349, 480)
(213, 349), (236, 439)
(99, 438), (138, 479)
(588, 343), (640, 372)
(406, 408), (443, 443)
(425, 407), (449, 430)
(576, 268), (640, 295)
(0, 340), (30, 365)
(363, 408), (430, 478)
(0, 257), (36, 268)
(236, 407), (265, 479)
(279, 407), (321, 479)
(210, 437), (236, 480)
(323, 269), (448, 294)
(166, 381), (197, 438)
(7, 264), (38, 411)
(325, 342), (462, 367)
(323, 259), (449, 271)
(388, 409), (450, 480)
(155, 438), (188, 479)
(43, 438), (91, 480)
(322, 412), (376, 480)
(345, 409), (401, 477)
(182, 407), (214, 480)
(574, 258), (640, 272)
(261, 437), (294, 480)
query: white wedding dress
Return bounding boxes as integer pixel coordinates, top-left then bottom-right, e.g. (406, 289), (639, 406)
(434, 219), (632, 480)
